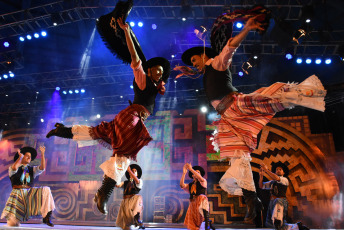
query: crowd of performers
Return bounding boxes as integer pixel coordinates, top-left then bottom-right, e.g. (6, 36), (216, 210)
(1, 2), (326, 230)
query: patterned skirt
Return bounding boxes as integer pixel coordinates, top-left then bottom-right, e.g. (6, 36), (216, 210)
(89, 104), (153, 161)
(116, 194), (143, 230)
(1, 187), (55, 222)
(184, 195), (209, 230)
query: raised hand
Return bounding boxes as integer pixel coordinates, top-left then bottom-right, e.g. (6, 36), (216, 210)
(245, 15), (265, 31)
(117, 16), (129, 32)
(182, 164), (188, 174)
(260, 163), (268, 172)
(17, 149), (24, 159)
(39, 146), (46, 156)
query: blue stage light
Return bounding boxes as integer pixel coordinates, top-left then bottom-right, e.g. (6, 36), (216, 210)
(56, 87), (60, 91)
(152, 24), (157, 30)
(75, 89), (79, 93)
(63, 91), (67, 94)
(3, 74), (8, 79)
(238, 71), (244, 77)
(325, 58), (332, 64)
(34, 33), (39, 38)
(130, 85), (134, 89)
(306, 58), (312, 64)
(26, 35), (32, 40)
(41, 31), (47, 37)
(80, 89), (85, 93)
(9, 72), (14, 77)
(200, 106), (208, 113)
(285, 54), (293, 60)
(138, 22), (143, 27)
(130, 22), (135, 27)
(296, 58), (302, 64)
(315, 58), (321, 64)
(182, 17), (186, 21)
(19, 37), (25, 41)
(69, 90), (73, 94)
(4, 42), (9, 47)
(41, 118), (44, 123)
(0, 77), (2, 80)
(235, 22), (243, 29)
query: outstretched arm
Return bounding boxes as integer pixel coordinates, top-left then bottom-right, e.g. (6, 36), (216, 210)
(127, 166), (140, 185)
(39, 146), (46, 170)
(260, 163), (280, 181)
(180, 164), (188, 189)
(117, 17), (140, 67)
(227, 15), (265, 48)
(12, 149), (23, 171)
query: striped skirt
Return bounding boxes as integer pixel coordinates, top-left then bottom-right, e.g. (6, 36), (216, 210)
(1, 187), (55, 222)
(184, 195), (209, 230)
(89, 104), (153, 161)
(212, 75), (326, 160)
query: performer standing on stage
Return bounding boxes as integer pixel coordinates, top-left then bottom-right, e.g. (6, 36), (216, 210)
(180, 163), (215, 230)
(116, 164), (145, 230)
(1, 146), (55, 227)
(259, 162), (309, 230)
(45, 1), (170, 215)
(177, 10), (326, 224)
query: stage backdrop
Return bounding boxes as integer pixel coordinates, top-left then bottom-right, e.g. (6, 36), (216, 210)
(0, 109), (341, 227)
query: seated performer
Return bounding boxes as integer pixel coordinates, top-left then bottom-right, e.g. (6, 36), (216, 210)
(259, 162), (309, 230)
(178, 11), (326, 224)
(180, 163), (215, 230)
(116, 164), (144, 230)
(45, 1), (170, 215)
(1, 146), (55, 227)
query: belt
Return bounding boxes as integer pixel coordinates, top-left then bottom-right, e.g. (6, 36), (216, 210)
(13, 185), (31, 189)
(215, 92), (239, 115)
(123, 194), (136, 199)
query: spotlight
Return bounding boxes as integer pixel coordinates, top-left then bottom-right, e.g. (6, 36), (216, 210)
(305, 19), (311, 23)
(28, 123), (30, 125)
(130, 21), (135, 27)
(171, 54), (175, 58)
(41, 31), (47, 37)
(56, 87), (60, 91)
(301, 5), (314, 24)
(26, 35), (32, 40)
(315, 58), (321, 64)
(253, 55), (258, 59)
(53, 22), (57, 26)
(19, 37), (25, 41)
(92, 97), (94, 100)
(195, 89), (199, 92)
(62, 90), (67, 94)
(152, 24), (157, 30)
(235, 22), (243, 29)
(305, 58), (312, 64)
(0, 76), (1, 80)
(96, 114), (101, 118)
(138, 22), (143, 27)
(325, 59), (332, 64)
(3, 74), (8, 79)
(41, 118), (44, 122)
(296, 58), (302, 64)
(182, 17), (186, 21)
(34, 33), (39, 38)
(80, 89), (85, 93)
(69, 90), (73, 94)
(75, 89), (79, 93)
(238, 71), (244, 77)
(285, 53), (293, 60)
(9, 71), (14, 77)
(200, 106), (208, 113)
(3, 42), (9, 47)
(120, 96), (123, 98)
(130, 85), (133, 89)
(174, 80), (177, 83)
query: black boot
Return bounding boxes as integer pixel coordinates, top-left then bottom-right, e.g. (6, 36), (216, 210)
(46, 123), (73, 139)
(134, 213), (145, 229)
(94, 175), (116, 215)
(297, 222), (310, 230)
(42, 211), (54, 227)
(203, 209), (215, 230)
(242, 189), (263, 225)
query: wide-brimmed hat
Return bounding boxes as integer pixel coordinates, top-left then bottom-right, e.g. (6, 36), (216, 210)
(125, 164), (142, 179)
(181, 47), (217, 66)
(271, 161), (289, 177)
(143, 57), (171, 82)
(14, 146), (37, 162)
(189, 165), (205, 179)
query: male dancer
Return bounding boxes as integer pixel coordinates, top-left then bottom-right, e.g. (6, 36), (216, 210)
(180, 163), (215, 230)
(46, 16), (170, 215)
(1, 146), (55, 227)
(259, 162), (309, 230)
(179, 15), (326, 224)
(116, 164), (144, 230)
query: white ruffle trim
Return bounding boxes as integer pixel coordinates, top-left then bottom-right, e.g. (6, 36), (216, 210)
(99, 155), (130, 183)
